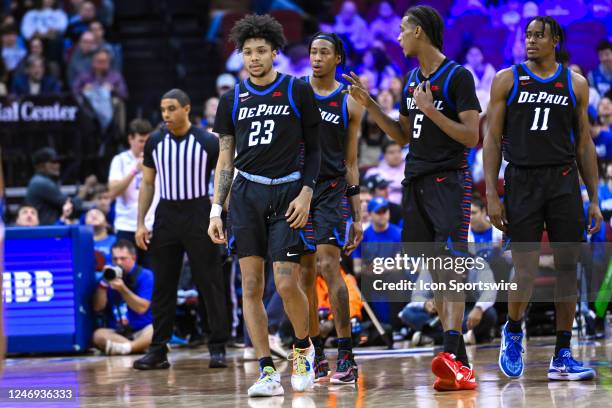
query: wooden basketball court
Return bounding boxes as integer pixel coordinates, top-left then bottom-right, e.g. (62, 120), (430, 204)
(1, 338), (610, 407)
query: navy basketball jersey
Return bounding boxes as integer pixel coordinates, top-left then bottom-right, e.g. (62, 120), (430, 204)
(230, 74), (305, 178)
(401, 59), (480, 180)
(504, 63), (577, 167)
(304, 76), (349, 180)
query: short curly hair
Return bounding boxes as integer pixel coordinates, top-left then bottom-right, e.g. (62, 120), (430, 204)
(229, 14), (287, 52)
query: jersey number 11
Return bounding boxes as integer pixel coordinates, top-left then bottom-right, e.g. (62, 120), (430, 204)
(530, 107), (550, 131)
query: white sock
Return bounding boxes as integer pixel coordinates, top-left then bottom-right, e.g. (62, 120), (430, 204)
(109, 341), (132, 355)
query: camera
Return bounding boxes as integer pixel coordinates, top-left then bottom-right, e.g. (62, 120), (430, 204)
(102, 265), (123, 282)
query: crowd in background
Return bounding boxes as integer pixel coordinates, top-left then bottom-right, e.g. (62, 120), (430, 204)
(3, 0), (612, 353)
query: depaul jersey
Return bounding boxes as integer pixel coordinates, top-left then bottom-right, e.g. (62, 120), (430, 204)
(400, 59), (481, 181)
(304, 76), (349, 180)
(504, 63), (577, 167)
(213, 73), (320, 179)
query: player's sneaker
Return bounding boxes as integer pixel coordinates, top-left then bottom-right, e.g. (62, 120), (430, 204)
(289, 345), (315, 392)
(547, 348), (596, 381)
(247, 366), (284, 397)
(330, 350), (358, 384)
(499, 322), (524, 378)
(432, 352), (477, 391)
(314, 349), (330, 381)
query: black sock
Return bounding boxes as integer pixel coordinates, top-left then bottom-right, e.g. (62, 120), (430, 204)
(311, 335), (323, 354)
(337, 337), (352, 354)
(259, 356), (274, 371)
(456, 335), (469, 367)
(443, 330), (461, 356)
(295, 336), (310, 350)
(507, 318), (522, 333)
(555, 331), (572, 356)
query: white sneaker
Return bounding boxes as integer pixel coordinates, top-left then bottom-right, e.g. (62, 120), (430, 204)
(105, 340), (131, 355)
(269, 334), (287, 359)
(464, 330), (476, 345)
(244, 347), (257, 361)
(248, 366), (284, 397)
(289, 345), (315, 392)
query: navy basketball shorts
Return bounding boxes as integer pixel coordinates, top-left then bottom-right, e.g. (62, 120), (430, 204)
(401, 168), (472, 253)
(302, 177), (350, 253)
(504, 164), (586, 251)
(227, 174), (304, 263)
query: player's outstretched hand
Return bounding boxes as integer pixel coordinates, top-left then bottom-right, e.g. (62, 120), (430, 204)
(487, 195), (507, 233)
(343, 221), (363, 256)
(342, 72), (373, 108)
(135, 225), (152, 251)
(286, 187), (313, 229)
(208, 217), (227, 244)
(587, 202), (603, 235)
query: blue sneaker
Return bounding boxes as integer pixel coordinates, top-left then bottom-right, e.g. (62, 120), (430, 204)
(547, 348), (596, 381)
(499, 322), (524, 378)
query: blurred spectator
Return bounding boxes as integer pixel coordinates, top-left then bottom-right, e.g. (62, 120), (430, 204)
(73, 48), (128, 132)
(202, 97), (219, 131)
(14, 36), (61, 79)
(389, 76), (403, 109)
(108, 119), (152, 264)
(451, 0), (487, 18)
(20, 0), (67, 40)
(66, 0), (96, 42)
(14, 205), (39, 227)
(588, 40), (612, 98)
(91, 183), (114, 226)
(215, 73), (235, 97)
(592, 97), (612, 160)
(86, 207), (115, 265)
(11, 55), (61, 95)
(360, 89), (399, 167)
(1, 24), (27, 72)
(25, 147), (95, 225)
(89, 20), (120, 70)
(364, 174), (403, 226)
(369, 1), (401, 42)
(464, 46), (495, 114)
(333, 1), (370, 54)
(357, 43), (398, 93)
(365, 141), (405, 205)
(352, 197), (402, 275)
(67, 30), (97, 85)
(468, 195), (503, 249)
(359, 188), (372, 229)
(92, 239), (154, 355)
(569, 64), (601, 115)
(0, 58), (6, 96)
(284, 44), (310, 78)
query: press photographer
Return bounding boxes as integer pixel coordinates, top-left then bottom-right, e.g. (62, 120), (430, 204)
(92, 239), (154, 355)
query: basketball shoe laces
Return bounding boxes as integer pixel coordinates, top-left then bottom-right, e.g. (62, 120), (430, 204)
(506, 334), (524, 360)
(288, 348), (308, 375)
(556, 351), (584, 367)
(257, 366), (276, 383)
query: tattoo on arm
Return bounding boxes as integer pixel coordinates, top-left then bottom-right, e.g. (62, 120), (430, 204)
(220, 134), (235, 151)
(217, 169), (233, 206)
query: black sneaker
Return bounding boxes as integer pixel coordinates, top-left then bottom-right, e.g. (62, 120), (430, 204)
(133, 349), (170, 370)
(209, 351), (227, 368)
(314, 349), (330, 381)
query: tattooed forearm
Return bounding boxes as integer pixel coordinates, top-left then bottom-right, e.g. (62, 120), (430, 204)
(216, 169), (234, 206)
(219, 134), (235, 151)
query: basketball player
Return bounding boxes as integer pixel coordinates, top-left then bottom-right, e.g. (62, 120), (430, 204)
(344, 5), (481, 391)
(300, 32), (364, 384)
(209, 15), (321, 396)
(484, 16), (601, 381)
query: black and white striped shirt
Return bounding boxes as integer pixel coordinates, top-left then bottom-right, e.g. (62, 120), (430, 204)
(143, 126), (219, 200)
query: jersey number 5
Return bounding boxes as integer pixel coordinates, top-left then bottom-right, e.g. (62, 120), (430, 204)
(248, 120), (275, 146)
(530, 107), (550, 131)
(413, 114), (424, 139)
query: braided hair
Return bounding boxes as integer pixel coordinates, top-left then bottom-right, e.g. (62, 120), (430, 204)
(308, 32), (347, 67)
(525, 16), (566, 62)
(404, 6), (444, 51)
(229, 14), (287, 51)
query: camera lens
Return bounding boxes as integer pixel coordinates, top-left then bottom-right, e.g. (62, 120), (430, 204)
(102, 267), (117, 281)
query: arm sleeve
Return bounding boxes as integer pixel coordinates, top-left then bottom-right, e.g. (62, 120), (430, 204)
(450, 67), (482, 113)
(212, 90), (236, 135)
(143, 135), (156, 169)
(296, 80), (321, 188)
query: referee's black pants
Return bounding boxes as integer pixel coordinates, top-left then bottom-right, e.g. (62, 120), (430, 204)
(149, 197), (229, 353)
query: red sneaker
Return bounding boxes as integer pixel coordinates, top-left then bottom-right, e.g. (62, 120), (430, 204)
(457, 364), (478, 390)
(432, 352), (463, 391)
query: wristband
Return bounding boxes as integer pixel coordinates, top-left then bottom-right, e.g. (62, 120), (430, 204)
(346, 184), (360, 197)
(210, 203), (223, 218)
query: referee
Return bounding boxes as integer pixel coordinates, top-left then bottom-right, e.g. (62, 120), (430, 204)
(133, 89), (229, 369)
